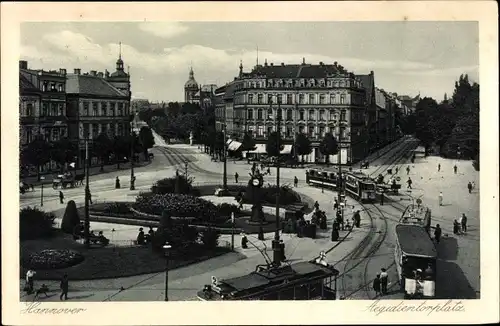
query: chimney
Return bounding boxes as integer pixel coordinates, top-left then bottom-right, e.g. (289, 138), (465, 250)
(74, 68), (81, 75)
(270, 63), (274, 66)
(370, 70), (374, 75)
(281, 62), (285, 66)
(334, 61), (338, 66)
(59, 68), (67, 75)
(90, 70), (97, 76)
(97, 72), (104, 78)
(302, 57), (305, 65)
(319, 61), (324, 65)
(19, 60), (28, 69)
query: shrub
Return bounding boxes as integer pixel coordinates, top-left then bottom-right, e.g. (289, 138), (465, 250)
(245, 184), (301, 206)
(103, 202), (131, 215)
(217, 203), (240, 217)
(133, 193), (218, 222)
(200, 229), (220, 249)
(152, 175), (195, 195)
(25, 249), (84, 270)
(20, 207), (56, 240)
(61, 200), (80, 234)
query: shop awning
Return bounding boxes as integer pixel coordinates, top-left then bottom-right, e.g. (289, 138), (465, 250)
(280, 145), (293, 154)
(228, 140), (242, 151)
(248, 144), (267, 154)
(226, 139), (233, 145)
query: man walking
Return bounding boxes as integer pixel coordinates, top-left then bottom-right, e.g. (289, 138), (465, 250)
(467, 182), (473, 194)
(353, 210), (361, 228)
(60, 274), (69, 301)
(461, 213), (467, 233)
(234, 172), (239, 184)
(434, 224), (442, 243)
(294, 176), (298, 188)
(406, 166), (410, 175)
(453, 164), (458, 174)
(59, 191), (64, 204)
(25, 269), (36, 294)
(438, 163), (441, 172)
(406, 177), (412, 189)
(438, 191), (443, 206)
(380, 268), (389, 295)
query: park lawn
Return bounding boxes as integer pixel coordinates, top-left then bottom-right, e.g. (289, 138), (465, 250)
(20, 232), (231, 281)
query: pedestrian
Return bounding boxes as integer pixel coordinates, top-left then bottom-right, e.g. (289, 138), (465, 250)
(406, 177), (412, 189)
(294, 176), (298, 187)
(115, 176), (121, 189)
(258, 226), (264, 241)
(331, 223), (340, 241)
(467, 182), (472, 194)
(453, 164), (458, 174)
(25, 269), (36, 294)
(333, 199), (339, 210)
(234, 172), (239, 183)
(59, 191), (64, 204)
(453, 220), (461, 235)
(353, 210), (361, 228)
(241, 234), (248, 249)
(372, 273), (381, 297)
(438, 191), (443, 206)
(395, 166), (399, 174)
(438, 163), (441, 172)
(266, 167), (271, 175)
(406, 166), (410, 175)
(314, 201), (320, 211)
(86, 189), (93, 204)
(461, 213), (467, 233)
(60, 274), (69, 301)
(434, 224), (442, 243)
(472, 181), (476, 191)
(380, 268), (389, 295)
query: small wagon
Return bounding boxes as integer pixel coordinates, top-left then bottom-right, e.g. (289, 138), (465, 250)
(52, 173), (76, 189)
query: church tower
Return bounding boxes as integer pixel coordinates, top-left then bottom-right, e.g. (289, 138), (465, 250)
(106, 42), (131, 98)
(184, 66), (199, 103)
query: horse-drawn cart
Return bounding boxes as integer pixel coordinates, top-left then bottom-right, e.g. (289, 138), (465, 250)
(53, 173), (77, 189)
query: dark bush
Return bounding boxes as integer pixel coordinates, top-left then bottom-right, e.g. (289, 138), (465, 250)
(20, 207), (56, 240)
(152, 175), (196, 195)
(200, 229), (220, 249)
(245, 184), (301, 206)
(103, 202), (131, 215)
(217, 203), (240, 217)
(61, 200), (80, 234)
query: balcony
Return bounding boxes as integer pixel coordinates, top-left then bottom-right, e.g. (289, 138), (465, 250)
(39, 115), (68, 123)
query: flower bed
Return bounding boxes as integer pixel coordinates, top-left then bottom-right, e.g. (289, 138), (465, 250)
(24, 249), (84, 270)
(133, 192), (219, 222)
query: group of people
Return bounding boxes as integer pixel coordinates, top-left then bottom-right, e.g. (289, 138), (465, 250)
(136, 226), (156, 245)
(24, 270), (69, 301)
(372, 268), (390, 296)
(432, 212), (468, 243)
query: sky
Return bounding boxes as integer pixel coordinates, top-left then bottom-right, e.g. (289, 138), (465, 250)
(20, 22), (479, 103)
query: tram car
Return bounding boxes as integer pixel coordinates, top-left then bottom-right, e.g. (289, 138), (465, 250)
(305, 168), (339, 189)
(394, 224), (437, 299)
(343, 171), (377, 202)
(400, 202), (432, 234)
(197, 254), (339, 301)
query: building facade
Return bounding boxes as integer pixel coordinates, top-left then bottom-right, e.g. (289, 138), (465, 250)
(215, 59), (370, 164)
(65, 55), (132, 167)
(184, 67), (199, 103)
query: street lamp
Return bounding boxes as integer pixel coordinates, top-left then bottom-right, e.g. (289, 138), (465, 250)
(40, 176), (45, 206)
(184, 161), (188, 178)
(163, 243), (172, 301)
(222, 115), (228, 190)
(84, 133), (91, 248)
(130, 127), (136, 191)
(269, 96), (283, 265)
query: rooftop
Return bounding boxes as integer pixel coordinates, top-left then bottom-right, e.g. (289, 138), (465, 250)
(246, 62), (354, 79)
(66, 74), (127, 97)
(19, 74), (40, 93)
(395, 224), (437, 257)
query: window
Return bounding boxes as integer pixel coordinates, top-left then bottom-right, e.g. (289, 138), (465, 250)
(277, 94), (283, 104)
(59, 103), (64, 116)
(248, 109), (254, 120)
(287, 109), (293, 121)
(42, 82), (48, 92)
(277, 108), (284, 120)
(287, 94), (293, 104)
(110, 104), (115, 116)
(267, 108), (273, 119)
(257, 94), (263, 104)
(50, 83), (56, 91)
(329, 110), (335, 120)
(51, 103), (57, 116)
(299, 126), (305, 134)
(41, 103), (48, 116)
(308, 109), (315, 120)
(92, 102), (98, 116)
(117, 103), (123, 116)
(309, 94), (315, 104)
(58, 84), (63, 92)
(44, 128), (50, 141)
(267, 94), (273, 104)
(83, 102), (89, 116)
(267, 126), (273, 135)
(26, 128), (33, 144)
(341, 110), (346, 121)
(319, 94), (326, 104)
(319, 126), (325, 137)
(299, 94), (305, 104)
(340, 80), (345, 87)
(258, 125), (264, 136)
(257, 109), (263, 120)
(340, 95), (345, 104)
(248, 94), (254, 103)
(26, 103), (33, 116)
(299, 109), (305, 120)
(102, 103), (107, 116)
(308, 125), (314, 137)
(92, 124), (99, 138)
(330, 94), (337, 104)
(83, 124), (90, 137)
(286, 126), (293, 137)
(110, 124), (116, 137)
(319, 109), (326, 121)
(117, 123), (123, 136)
(101, 124), (107, 135)
(51, 128), (59, 141)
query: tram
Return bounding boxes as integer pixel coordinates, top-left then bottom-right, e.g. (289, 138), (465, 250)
(343, 171), (377, 202)
(305, 168), (339, 189)
(394, 224), (437, 299)
(400, 201), (432, 234)
(197, 253), (339, 301)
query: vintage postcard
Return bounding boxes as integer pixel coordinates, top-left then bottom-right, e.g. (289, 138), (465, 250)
(2, 1), (498, 325)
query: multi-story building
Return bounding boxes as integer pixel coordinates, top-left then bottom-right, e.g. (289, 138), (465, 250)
(356, 71), (377, 153)
(65, 54), (132, 168)
(183, 68), (217, 110)
(215, 59), (370, 164)
(375, 87), (389, 145)
(19, 60), (68, 172)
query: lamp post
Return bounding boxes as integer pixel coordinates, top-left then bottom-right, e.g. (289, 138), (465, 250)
(163, 243), (172, 301)
(40, 176), (45, 207)
(84, 133), (91, 248)
(222, 115), (228, 190)
(184, 161), (188, 178)
(231, 212), (235, 251)
(270, 96), (283, 265)
(130, 122), (135, 191)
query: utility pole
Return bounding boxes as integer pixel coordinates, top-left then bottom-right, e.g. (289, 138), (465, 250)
(223, 109), (228, 189)
(84, 133), (90, 248)
(130, 129), (135, 190)
(272, 97), (283, 265)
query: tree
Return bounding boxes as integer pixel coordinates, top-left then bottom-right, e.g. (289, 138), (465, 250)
(319, 133), (339, 166)
(266, 131), (283, 157)
(138, 108), (153, 124)
(139, 126), (155, 161)
(93, 133), (112, 172)
(20, 207), (56, 240)
(50, 137), (77, 173)
(181, 102), (202, 115)
(112, 135), (130, 169)
(61, 200), (80, 234)
(295, 133), (312, 166)
(414, 97), (439, 149)
(214, 131), (225, 159)
(241, 132), (257, 152)
(22, 136), (52, 181)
